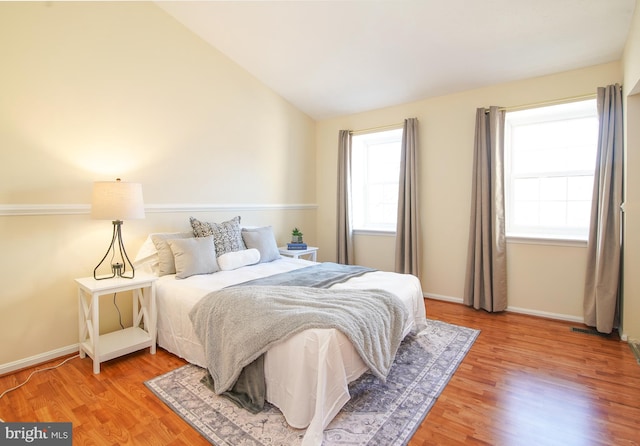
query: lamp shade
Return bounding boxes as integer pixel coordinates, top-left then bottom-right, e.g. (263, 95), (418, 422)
(91, 179), (145, 220)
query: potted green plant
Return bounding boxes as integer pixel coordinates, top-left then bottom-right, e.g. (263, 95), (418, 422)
(291, 227), (303, 243)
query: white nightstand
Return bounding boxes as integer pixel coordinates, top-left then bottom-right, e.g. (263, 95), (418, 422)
(278, 246), (318, 262)
(75, 274), (158, 374)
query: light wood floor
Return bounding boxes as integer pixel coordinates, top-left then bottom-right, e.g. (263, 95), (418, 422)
(1, 299), (639, 445)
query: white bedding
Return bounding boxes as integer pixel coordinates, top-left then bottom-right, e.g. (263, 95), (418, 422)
(154, 256), (427, 445)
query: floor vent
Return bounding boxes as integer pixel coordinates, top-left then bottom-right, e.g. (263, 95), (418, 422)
(570, 326), (612, 338)
(629, 342), (640, 366)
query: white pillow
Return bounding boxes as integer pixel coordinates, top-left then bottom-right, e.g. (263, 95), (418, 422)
(217, 248), (261, 271)
(241, 226), (281, 263)
(167, 236), (219, 279)
(133, 235), (160, 274)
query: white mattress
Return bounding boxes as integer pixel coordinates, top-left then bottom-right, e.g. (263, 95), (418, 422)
(155, 256), (427, 445)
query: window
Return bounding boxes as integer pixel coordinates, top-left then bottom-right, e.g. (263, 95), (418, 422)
(505, 99), (598, 240)
(351, 128), (403, 232)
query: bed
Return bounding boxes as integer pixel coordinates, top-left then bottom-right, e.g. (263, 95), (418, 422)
(135, 219), (427, 446)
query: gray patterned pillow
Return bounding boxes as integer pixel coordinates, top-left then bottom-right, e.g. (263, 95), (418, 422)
(190, 216), (246, 257)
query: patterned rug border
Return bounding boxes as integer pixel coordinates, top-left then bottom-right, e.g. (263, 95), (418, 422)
(145, 319), (479, 445)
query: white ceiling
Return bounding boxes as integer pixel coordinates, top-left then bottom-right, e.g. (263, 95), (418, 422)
(157, 0), (636, 120)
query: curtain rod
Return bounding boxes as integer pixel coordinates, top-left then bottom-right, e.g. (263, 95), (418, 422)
(488, 93), (597, 113)
(350, 122), (404, 135)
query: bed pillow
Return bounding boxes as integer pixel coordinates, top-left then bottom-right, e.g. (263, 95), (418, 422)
(190, 216), (246, 257)
(217, 248), (260, 271)
(151, 232), (194, 276)
(241, 226), (281, 263)
(166, 236), (219, 279)
(133, 235), (160, 274)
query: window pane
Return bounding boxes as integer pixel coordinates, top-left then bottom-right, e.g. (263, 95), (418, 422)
(512, 146), (550, 174)
(368, 143), (400, 182)
(568, 145), (597, 171)
(540, 177), (566, 201)
(505, 99), (597, 239)
(567, 201), (592, 228)
(567, 176), (594, 201)
(540, 201), (566, 227)
(513, 178), (539, 201)
(513, 201), (539, 226)
(351, 128), (403, 231)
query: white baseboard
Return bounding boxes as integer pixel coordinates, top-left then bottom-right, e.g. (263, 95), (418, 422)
(506, 305), (584, 324)
(0, 344), (79, 376)
(424, 292), (463, 304)
(424, 292), (585, 324)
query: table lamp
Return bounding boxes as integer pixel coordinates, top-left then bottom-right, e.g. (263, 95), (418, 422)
(91, 178), (145, 280)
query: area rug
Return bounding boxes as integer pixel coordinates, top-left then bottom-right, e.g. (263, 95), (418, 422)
(145, 319), (479, 445)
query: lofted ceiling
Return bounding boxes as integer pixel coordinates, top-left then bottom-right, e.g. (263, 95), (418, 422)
(157, 0), (636, 120)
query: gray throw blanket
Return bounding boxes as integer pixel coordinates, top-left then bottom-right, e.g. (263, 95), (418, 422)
(189, 285), (407, 412)
(234, 262), (375, 288)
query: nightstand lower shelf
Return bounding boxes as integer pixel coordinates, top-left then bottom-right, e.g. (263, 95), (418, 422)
(80, 327), (154, 365)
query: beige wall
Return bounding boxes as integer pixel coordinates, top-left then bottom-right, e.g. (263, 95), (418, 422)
(0, 2), (316, 369)
(622, 0), (640, 342)
(316, 62), (623, 324)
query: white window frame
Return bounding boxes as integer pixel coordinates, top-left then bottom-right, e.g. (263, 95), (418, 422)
(351, 127), (403, 233)
(504, 99), (598, 243)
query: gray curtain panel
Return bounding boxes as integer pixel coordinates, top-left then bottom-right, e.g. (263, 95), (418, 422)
(464, 106), (507, 312)
(337, 130), (354, 265)
(395, 118), (420, 277)
(583, 84), (624, 334)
